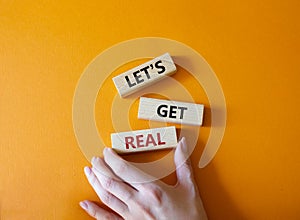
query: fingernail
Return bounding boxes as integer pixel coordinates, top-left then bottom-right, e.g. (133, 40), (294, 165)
(91, 156), (99, 166)
(104, 147), (114, 155)
(103, 147), (109, 153)
(105, 147), (112, 151)
(84, 166), (91, 176)
(79, 201), (88, 210)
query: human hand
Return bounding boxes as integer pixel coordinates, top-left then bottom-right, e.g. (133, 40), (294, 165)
(80, 137), (208, 220)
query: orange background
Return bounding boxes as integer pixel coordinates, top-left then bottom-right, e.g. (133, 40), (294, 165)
(1, 1), (300, 219)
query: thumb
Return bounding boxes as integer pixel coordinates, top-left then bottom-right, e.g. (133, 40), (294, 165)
(174, 137), (196, 188)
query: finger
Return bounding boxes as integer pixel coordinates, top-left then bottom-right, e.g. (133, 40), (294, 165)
(91, 157), (137, 203)
(84, 166), (128, 216)
(174, 137), (196, 189)
(92, 155), (166, 209)
(103, 148), (158, 186)
(91, 156), (123, 181)
(79, 200), (122, 220)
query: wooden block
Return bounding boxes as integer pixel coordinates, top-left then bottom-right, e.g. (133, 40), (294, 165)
(111, 126), (177, 153)
(138, 97), (204, 126)
(112, 53), (177, 97)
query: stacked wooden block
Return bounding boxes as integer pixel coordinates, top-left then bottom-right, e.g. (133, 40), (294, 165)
(111, 53), (204, 153)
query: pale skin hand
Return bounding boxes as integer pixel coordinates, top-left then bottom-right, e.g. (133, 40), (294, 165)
(80, 137), (208, 220)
